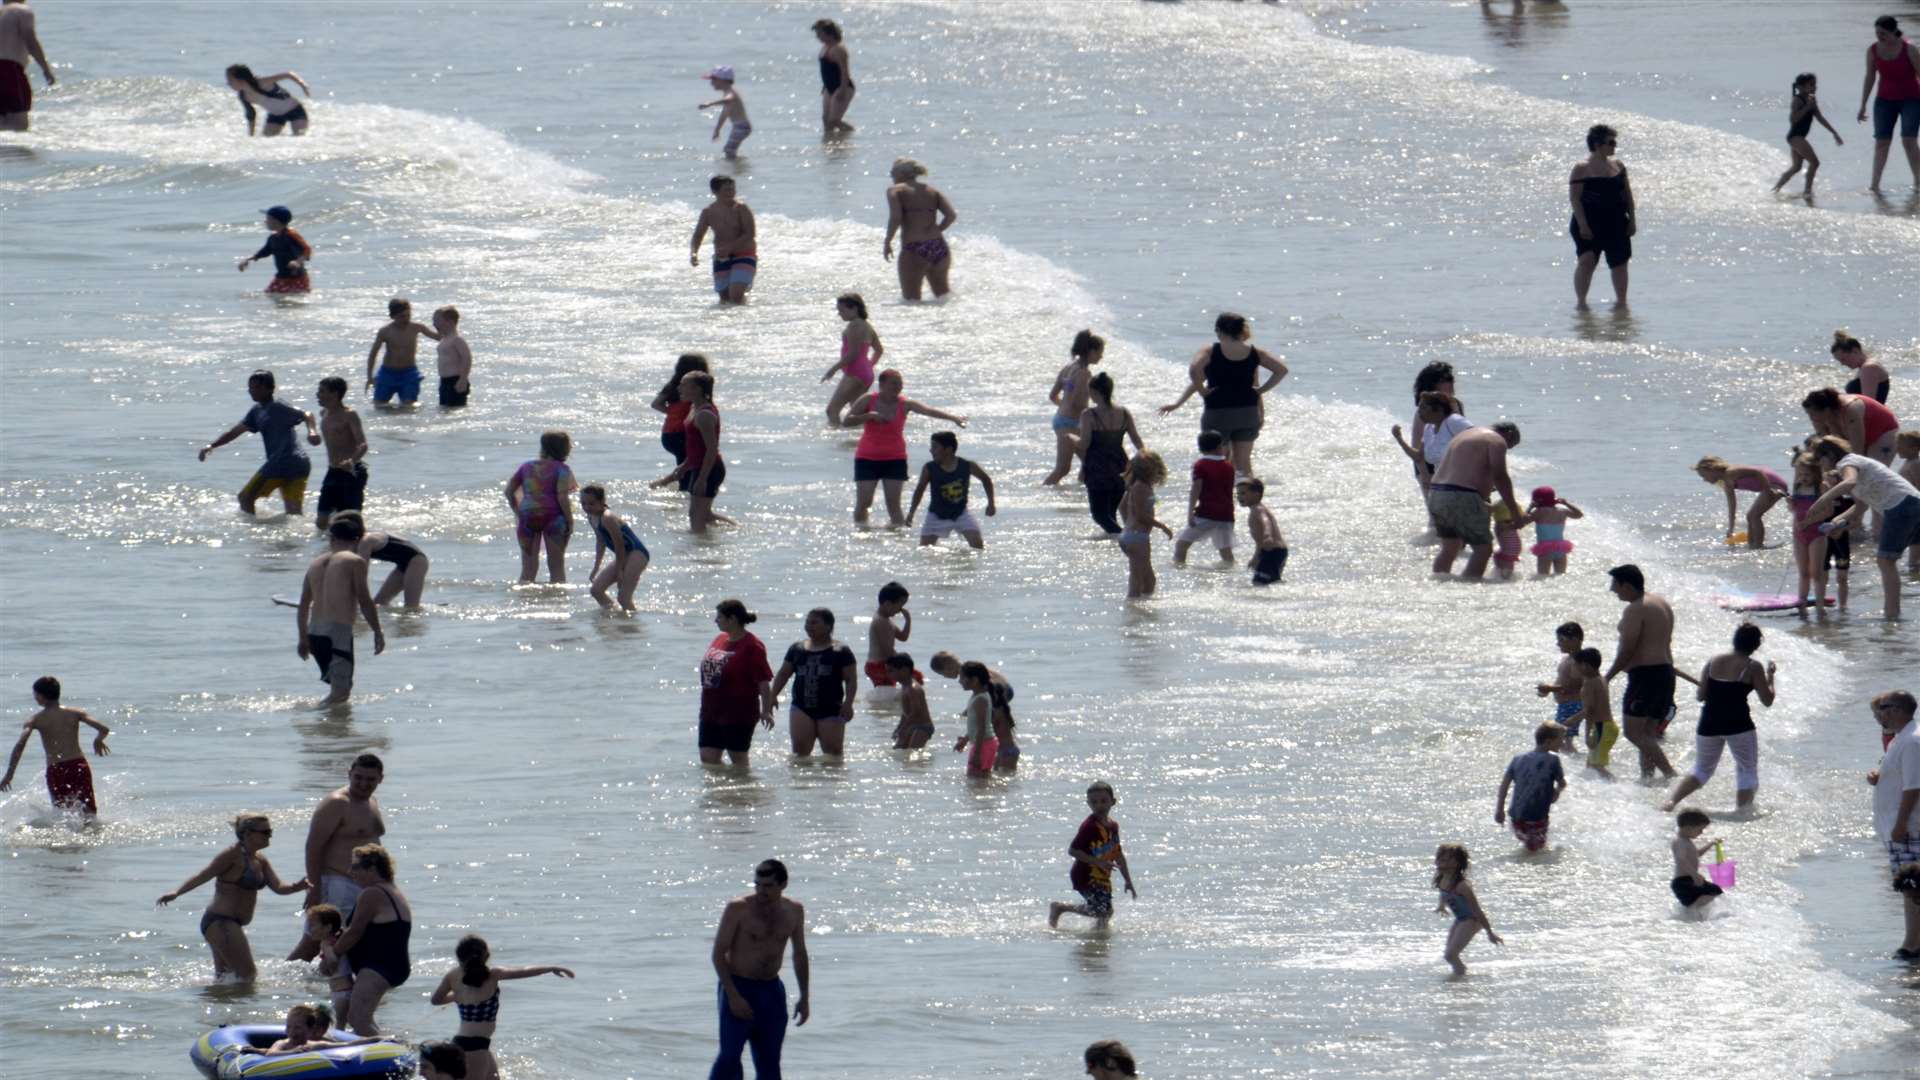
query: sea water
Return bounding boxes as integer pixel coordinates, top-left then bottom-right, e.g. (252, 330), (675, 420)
(1, 2), (1915, 1077)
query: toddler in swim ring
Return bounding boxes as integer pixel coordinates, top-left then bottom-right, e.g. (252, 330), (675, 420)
(1525, 486), (1583, 576)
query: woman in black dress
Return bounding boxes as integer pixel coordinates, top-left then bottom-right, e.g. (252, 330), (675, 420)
(1569, 123), (1635, 307)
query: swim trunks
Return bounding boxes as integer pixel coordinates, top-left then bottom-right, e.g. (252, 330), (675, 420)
(863, 660), (923, 688)
(438, 375), (469, 407)
(678, 459), (727, 498)
(45, 757), (97, 815)
(1623, 664), (1678, 728)
(265, 275), (311, 295)
(317, 463), (368, 518)
(1554, 697), (1583, 740)
(1888, 837), (1920, 872)
(1570, 219), (1632, 268)
(1586, 717), (1619, 767)
(1176, 517), (1234, 552)
(902, 235), (950, 264)
(1510, 818), (1550, 852)
(723, 120), (752, 156)
(1252, 546), (1289, 585)
(1076, 885), (1114, 918)
(372, 366), (423, 405)
(1051, 412), (1078, 432)
(306, 620), (354, 686)
(853, 457), (909, 482)
(1427, 486), (1492, 547)
(1670, 876), (1724, 908)
(696, 718), (754, 754)
(0, 60), (30, 116)
(240, 470), (308, 508)
(920, 510), (981, 540)
(712, 254), (757, 296)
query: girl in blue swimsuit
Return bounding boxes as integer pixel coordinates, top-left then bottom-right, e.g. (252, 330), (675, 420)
(1433, 844), (1502, 977)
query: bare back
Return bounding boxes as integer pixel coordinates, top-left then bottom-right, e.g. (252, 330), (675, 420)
(0, 4), (38, 68)
(887, 183), (947, 243)
(1430, 427), (1505, 494)
(1618, 594), (1675, 668)
(26, 706), (87, 765)
(305, 550), (368, 626)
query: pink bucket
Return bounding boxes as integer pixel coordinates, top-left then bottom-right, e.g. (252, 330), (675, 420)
(1705, 860), (1737, 889)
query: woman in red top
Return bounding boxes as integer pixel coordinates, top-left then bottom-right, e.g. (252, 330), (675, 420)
(843, 368), (967, 527)
(669, 371), (728, 535)
(1803, 385), (1900, 466)
(1857, 14), (1920, 192)
(648, 353), (710, 469)
(698, 599), (774, 766)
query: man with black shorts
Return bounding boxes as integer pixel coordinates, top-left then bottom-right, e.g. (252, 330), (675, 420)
(1603, 564), (1679, 779)
(314, 377), (369, 532)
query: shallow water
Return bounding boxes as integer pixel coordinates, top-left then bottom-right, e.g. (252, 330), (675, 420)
(1, 1), (1916, 1077)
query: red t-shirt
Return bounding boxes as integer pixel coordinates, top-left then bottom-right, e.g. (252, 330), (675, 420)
(1192, 456), (1236, 521)
(1068, 814), (1120, 891)
(699, 632), (771, 726)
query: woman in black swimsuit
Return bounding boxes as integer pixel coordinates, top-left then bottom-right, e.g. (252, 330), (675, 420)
(1831, 329), (1891, 403)
(813, 19), (855, 134)
(332, 843), (413, 1035)
(1568, 123), (1635, 307)
(157, 812), (308, 982)
(1077, 372), (1144, 535)
(224, 64), (312, 136)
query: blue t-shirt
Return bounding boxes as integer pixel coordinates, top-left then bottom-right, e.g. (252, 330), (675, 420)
(245, 400), (311, 479)
(1503, 749), (1565, 821)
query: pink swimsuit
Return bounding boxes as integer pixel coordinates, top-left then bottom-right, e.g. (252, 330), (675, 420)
(841, 337), (875, 385)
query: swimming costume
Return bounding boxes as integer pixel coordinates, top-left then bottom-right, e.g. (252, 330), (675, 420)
(1570, 165), (1631, 267)
(784, 641), (857, 721)
(1845, 373), (1892, 404)
(1623, 664), (1677, 728)
(200, 910), (246, 935)
(1787, 92), (1815, 140)
(855, 395), (910, 462)
(1587, 717), (1619, 768)
(841, 339), (875, 386)
(306, 621), (354, 686)
(1050, 412), (1079, 432)
(968, 736), (1000, 773)
(902, 235), (950, 264)
(1530, 521), (1574, 558)
(1252, 546), (1289, 585)
(863, 660), (923, 688)
(697, 718), (755, 754)
(372, 366), (423, 405)
(680, 459), (727, 498)
(233, 850), (268, 891)
(926, 456), (973, 521)
(438, 375), (469, 407)
(0, 60), (31, 116)
(263, 104), (309, 128)
(593, 515), (649, 561)
(661, 430), (687, 464)
(1510, 818), (1550, 852)
(452, 1035), (492, 1052)
(1427, 486), (1492, 547)
(723, 121), (752, 156)
(1731, 468), (1787, 494)
(1076, 885), (1114, 918)
(1081, 408), (1129, 533)
(1856, 396), (1900, 451)
(1824, 510), (1852, 570)
(1176, 517), (1234, 551)
(820, 53), (852, 93)
(456, 990), (500, 1024)
(1438, 885), (1474, 923)
(996, 742), (1020, 762)
(921, 510), (982, 541)
(239, 470), (308, 508)
(1670, 876), (1724, 908)
(317, 463), (368, 518)
(252, 230), (312, 280)
(369, 536), (423, 572)
(854, 457), (909, 485)
(45, 757), (97, 815)
(1118, 489), (1156, 547)
(239, 81), (305, 125)
(513, 459), (575, 544)
(265, 274), (312, 294)
(1492, 507), (1522, 569)
(712, 254), (756, 296)
(663, 399), (693, 436)
(1697, 672), (1757, 738)
(1087, 487), (1124, 535)
(1554, 697), (1583, 740)
(1202, 343), (1261, 410)
(345, 884), (411, 988)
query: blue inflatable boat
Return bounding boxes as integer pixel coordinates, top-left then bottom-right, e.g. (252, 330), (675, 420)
(189, 1025), (418, 1078)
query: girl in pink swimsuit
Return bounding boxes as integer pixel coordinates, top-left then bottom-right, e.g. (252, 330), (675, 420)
(844, 369), (967, 527)
(1692, 455), (1787, 548)
(822, 293), (883, 427)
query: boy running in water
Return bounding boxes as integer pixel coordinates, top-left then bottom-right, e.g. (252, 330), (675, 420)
(698, 65), (751, 159)
(1173, 430), (1236, 566)
(199, 368), (318, 517)
(1494, 722), (1567, 854)
(865, 581), (916, 687)
(907, 431), (996, 549)
(365, 298), (440, 408)
(1048, 781), (1137, 929)
(314, 377), (368, 532)
(1237, 477), (1288, 584)
(2, 676), (111, 816)
(1533, 622), (1585, 744)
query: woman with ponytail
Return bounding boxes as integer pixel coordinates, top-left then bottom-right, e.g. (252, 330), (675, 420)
(430, 935), (575, 1080)
(1830, 329), (1890, 404)
(223, 63), (311, 136)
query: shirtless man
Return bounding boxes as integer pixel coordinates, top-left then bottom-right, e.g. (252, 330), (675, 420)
(314, 377), (369, 532)
(710, 859), (810, 1080)
(1426, 421), (1521, 579)
(289, 753), (387, 963)
(1603, 563), (1679, 779)
(0, 0), (55, 132)
(1, 676), (110, 817)
(365, 298), (440, 408)
(296, 516), (384, 705)
(691, 176), (756, 304)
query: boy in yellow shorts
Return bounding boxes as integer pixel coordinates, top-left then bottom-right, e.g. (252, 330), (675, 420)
(1571, 647), (1618, 779)
(199, 369), (317, 517)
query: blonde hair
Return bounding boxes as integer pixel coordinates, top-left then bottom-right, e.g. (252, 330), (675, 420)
(1692, 455), (1729, 482)
(233, 812), (270, 838)
(351, 843), (396, 881)
(1897, 430), (1920, 456)
(1830, 328), (1862, 354)
(890, 157), (928, 180)
(1123, 450), (1168, 487)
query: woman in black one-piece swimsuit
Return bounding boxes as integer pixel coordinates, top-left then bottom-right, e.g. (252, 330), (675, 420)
(813, 19), (856, 134)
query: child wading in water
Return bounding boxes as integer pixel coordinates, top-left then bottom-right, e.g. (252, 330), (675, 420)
(1570, 647), (1619, 779)
(1494, 722), (1567, 854)
(1773, 73), (1843, 195)
(822, 293), (882, 427)
(1534, 621), (1585, 743)
(1043, 330), (1104, 485)
(1789, 443), (1850, 613)
(1433, 844), (1502, 976)
(1670, 809), (1724, 913)
(1, 676), (111, 817)
(1118, 451), (1173, 599)
(1049, 781), (1136, 929)
(579, 485), (650, 613)
(698, 65), (751, 159)
(1237, 477), (1288, 584)
(952, 662), (998, 776)
(1525, 486), (1582, 575)
(238, 205), (312, 294)
(504, 430), (576, 584)
(433, 306), (472, 408)
(888, 653), (935, 749)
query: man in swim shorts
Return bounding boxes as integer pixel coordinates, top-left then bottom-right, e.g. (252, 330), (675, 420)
(710, 859), (811, 1079)
(0, 0), (55, 133)
(199, 369), (317, 517)
(291, 753), (387, 965)
(1426, 421), (1521, 579)
(692, 176), (756, 304)
(296, 516), (384, 706)
(1603, 564), (1679, 779)
(366, 298), (440, 407)
(314, 377), (368, 532)
(1, 676), (110, 817)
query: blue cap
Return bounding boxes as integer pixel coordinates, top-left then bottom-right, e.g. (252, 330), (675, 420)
(262, 206), (292, 223)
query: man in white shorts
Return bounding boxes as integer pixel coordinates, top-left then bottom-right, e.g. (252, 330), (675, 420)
(908, 431), (996, 549)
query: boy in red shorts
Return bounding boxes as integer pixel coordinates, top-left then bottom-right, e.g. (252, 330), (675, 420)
(1, 676), (111, 817)
(1495, 721), (1567, 854)
(863, 581), (920, 687)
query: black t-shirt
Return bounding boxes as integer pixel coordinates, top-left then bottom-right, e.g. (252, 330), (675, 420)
(253, 231), (308, 278)
(784, 641), (857, 719)
(927, 457), (971, 520)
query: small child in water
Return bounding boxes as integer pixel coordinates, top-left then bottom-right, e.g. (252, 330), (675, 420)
(366, 298), (441, 408)
(1237, 477), (1288, 585)
(699, 65), (751, 159)
(1670, 809), (1724, 913)
(1432, 844), (1501, 976)
(237, 205), (312, 294)
(1899, 432), (1920, 571)
(301, 903), (354, 1015)
(1533, 621), (1585, 744)
(1495, 722), (1567, 854)
(865, 581), (916, 688)
(1570, 647), (1618, 779)
(1172, 430), (1236, 567)
(1524, 486), (1583, 575)
(953, 662), (998, 775)
(931, 651), (1018, 767)
(1772, 73), (1842, 196)
(1490, 501), (1524, 580)
(504, 430), (576, 584)
(1790, 443), (1851, 611)
(889, 653), (934, 749)
(0, 676), (112, 817)
(433, 306), (472, 408)
(1049, 781), (1136, 930)
(579, 485), (650, 614)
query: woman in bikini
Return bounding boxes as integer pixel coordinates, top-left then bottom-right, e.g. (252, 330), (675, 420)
(157, 812), (308, 982)
(429, 934), (575, 1080)
(822, 293), (883, 427)
(883, 158), (957, 301)
(1829, 329), (1890, 404)
(1043, 330), (1104, 486)
(843, 368), (967, 527)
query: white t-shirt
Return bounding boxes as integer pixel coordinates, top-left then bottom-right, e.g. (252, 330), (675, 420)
(1839, 454), (1920, 513)
(1873, 720), (1920, 841)
(1422, 413), (1473, 467)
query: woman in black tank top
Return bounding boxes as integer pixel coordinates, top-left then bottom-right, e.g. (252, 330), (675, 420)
(1662, 624), (1775, 813)
(1078, 372), (1143, 534)
(1158, 312), (1289, 476)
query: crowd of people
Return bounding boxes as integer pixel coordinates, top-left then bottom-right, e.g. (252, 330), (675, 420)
(5, 4), (1920, 1077)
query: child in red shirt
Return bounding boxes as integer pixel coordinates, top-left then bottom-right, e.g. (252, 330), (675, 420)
(1173, 430), (1237, 566)
(1048, 781), (1137, 929)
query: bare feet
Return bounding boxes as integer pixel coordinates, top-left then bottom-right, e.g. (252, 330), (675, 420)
(1047, 903), (1066, 928)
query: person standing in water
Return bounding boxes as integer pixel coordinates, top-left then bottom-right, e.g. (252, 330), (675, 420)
(1432, 844), (1501, 976)
(669, 371), (729, 535)
(1, 675), (109, 817)
(710, 859), (811, 1080)
(237, 206), (313, 294)
(1805, 434), (1920, 621)
(698, 599), (774, 767)
(366, 298), (441, 409)
(1426, 422), (1522, 579)
(289, 754), (387, 964)
(0, 0), (54, 133)
(1078, 371), (1144, 536)
(844, 369), (967, 527)
(1690, 456), (1788, 548)
(579, 485), (650, 614)
(651, 353), (711, 471)
(692, 177), (756, 304)
(1568, 123), (1635, 307)
(1804, 385), (1901, 466)
(907, 430), (996, 549)
(199, 368), (318, 518)
(429, 935), (575, 1080)
(345, 517), (431, 608)
(1117, 451), (1174, 599)
(1043, 330), (1104, 486)
(505, 430), (576, 583)
(1774, 73), (1843, 195)
(1603, 564), (1681, 779)
(225, 63), (311, 136)
(157, 812), (308, 982)
(434, 307), (473, 407)
(1159, 312), (1290, 477)
(330, 843), (412, 1036)
(883, 159), (956, 301)
(770, 608), (858, 757)
(297, 516), (385, 706)
(814, 19), (855, 134)
(1831, 330), (1890, 404)
(697, 65), (751, 160)
(314, 377), (369, 533)
(821, 294), (881, 427)
(1663, 623), (1775, 813)
(1857, 14), (1920, 193)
